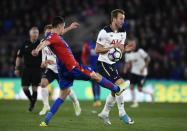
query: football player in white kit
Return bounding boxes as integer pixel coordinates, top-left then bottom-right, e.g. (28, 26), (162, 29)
(95, 9), (135, 125)
(124, 39), (152, 108)
(39, 24), (81, 116)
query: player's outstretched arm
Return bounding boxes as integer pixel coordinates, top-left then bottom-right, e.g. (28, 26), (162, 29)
(15, 55), (23, 76)
(61, 22), (80, 35)
(36, 40), (50, 52)
(124, 42), (136, 53)
(32, 40), (50, 56)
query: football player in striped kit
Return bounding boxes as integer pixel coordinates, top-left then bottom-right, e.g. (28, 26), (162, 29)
(95, 9), (135, 125)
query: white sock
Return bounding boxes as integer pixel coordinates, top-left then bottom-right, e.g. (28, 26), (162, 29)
(116, 94), (126, 117)
(69, 90), (79, 104)
(101, 94), (116, 116)
(132, 89), (137, 104)
(41, 87), (50, 107)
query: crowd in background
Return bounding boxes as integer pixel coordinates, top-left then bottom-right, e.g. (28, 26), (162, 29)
(0, 0), (187, 80)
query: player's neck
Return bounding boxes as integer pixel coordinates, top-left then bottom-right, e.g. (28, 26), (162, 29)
(110, 23), (119, 33)
(52, 28), (60, 35)
(30, 38), (37, 43)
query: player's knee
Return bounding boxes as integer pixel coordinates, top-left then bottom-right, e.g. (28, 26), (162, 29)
(41, 78), (49, 88)
(59, 88), (70, 100)
(90, 72), (101, 82)
(115, 78), (124, 85)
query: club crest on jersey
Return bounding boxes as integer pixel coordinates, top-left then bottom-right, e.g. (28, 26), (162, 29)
(111, 39), (122, 45)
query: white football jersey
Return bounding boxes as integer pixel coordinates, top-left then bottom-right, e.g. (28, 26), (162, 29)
(42, 46), (58, 73)
(125, 48), (148, 76)
(96, 25), (126, 64)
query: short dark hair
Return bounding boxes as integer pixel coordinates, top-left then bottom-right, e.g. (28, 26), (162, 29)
(44, 24), (52, 32)
(111, 9), (125, 21)
(52, 16), (65, 28)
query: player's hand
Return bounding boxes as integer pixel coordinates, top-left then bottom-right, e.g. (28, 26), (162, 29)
(45, 60), (55, 65)
(14, 70), (21, 77)
(117, 44), (124, 52)
(69, 22), (80, 30)
(112, 43), (120, 48)
(41, 62), (47, 68)
(112, 43), (123, 51)
(31, 49), (39, 56)
(124, 43), (136, 52)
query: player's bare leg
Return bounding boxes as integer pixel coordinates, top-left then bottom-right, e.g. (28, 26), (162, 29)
(90, 72), (127, 95)
(115, 79), (134, 124)
(98, 93), (115, 125)
(99, 78), (134, 125)
(40, 88), (70, 126)
(39, 77), (81, 116)
(39, 78), (50, 115)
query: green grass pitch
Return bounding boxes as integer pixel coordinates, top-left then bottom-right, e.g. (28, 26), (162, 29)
(0, 100), (187, 131)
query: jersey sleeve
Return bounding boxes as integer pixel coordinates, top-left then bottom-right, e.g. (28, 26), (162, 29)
(139, 49), (148, 58)
(42, 49), (46, 62)
(96, 29), (107, 46)
(46, 34), (60, 45)
(17, 44), (25, 57)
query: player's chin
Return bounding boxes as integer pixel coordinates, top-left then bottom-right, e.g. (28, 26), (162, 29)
(118, 24), (123, 28)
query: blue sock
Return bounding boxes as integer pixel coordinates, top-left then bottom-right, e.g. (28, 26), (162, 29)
(45, 98), (64, 124)
(92, 82), (100, 101)
(98, 77), (120, 92)
(95, 84), (100, 101)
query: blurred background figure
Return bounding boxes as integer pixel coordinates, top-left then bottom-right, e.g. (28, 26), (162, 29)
(81, 32), (101, 107)
(124, 39), (152, 107)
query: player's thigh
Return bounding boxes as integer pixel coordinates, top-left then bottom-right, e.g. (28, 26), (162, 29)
(96, 61), (111, 80)
(58, 74), (73, 90)
(96, 61), (120, 83)
(21, 68), (31, 87)
(41, 69), (56, 87)
(72, 65), (93, 80)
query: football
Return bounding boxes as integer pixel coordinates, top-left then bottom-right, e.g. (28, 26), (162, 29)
(108, 48), (122, 62)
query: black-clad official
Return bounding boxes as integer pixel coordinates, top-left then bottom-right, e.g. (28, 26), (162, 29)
(15, 26), (41, 112)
